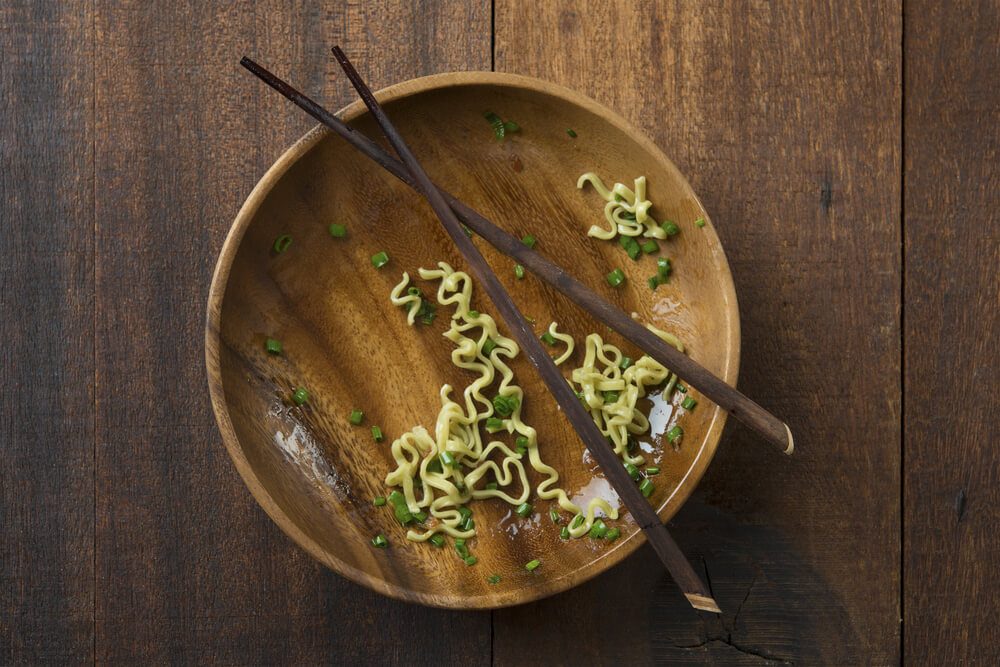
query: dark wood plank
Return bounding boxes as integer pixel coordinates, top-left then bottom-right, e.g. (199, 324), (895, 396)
(0, 1), (95, 663)
(904, 1), (1000, 662)
(494, 1), (901, 663)
(93, 2), (492, 662)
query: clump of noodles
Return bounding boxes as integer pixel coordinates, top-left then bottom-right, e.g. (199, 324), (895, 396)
(386, 263), (615, 541)
(577, 172), (666, 240)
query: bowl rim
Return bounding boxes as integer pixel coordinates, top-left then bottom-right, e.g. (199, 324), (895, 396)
(205, 70), (740, 609)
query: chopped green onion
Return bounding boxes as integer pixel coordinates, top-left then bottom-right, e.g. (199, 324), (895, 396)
(619, 356), (633, 370)
(292, 387), (309, 406)
(371, 425), (384, 442)
(485, 417), (505, 432)
(657, 257), (671, 277)
(455, 541), (470, 558)
(426, 457), (443, 474)
(646, 467), (661, 475)
(521, 234), (537, 248)
(639, 478), (655, 498)
(589, 519), (608, 539)
(429, 533), (446, 548)
(515, 502), (533, 518)
(461, 516), (475, 532)
(606, 528), (621, 542)
(349, 409), (364, 425)
(682, 397), (698, 411)
(525, 559), (541, 571)
(485, 482), (498, 491)
(371, 534), (388, 548)
(484, 111), (505, 140)
(462, 224), (473, 237)
(560, 526), (570, 540)
(407, 286), (421, 296)
(540, 331), (557, 346)
(619, 235), (641, 260)
(416, 298), (437, 325)
(570, 514), (585, 529)
(514, 264), (525, 279)
(695, 217), (706, 228)
(464, 555), (479, 566)
(272, 234), (292, 253)
(488, 574), (502, 584)
(602, 390), (620, 404)
(566, 128), (577, 138)
(387, 491), (413, 525)
(606, 268), (626, 287)
(455, 537), (467, 546)
(439, 451), (456, 468)
(676, 384), (687, 393)
(328, 223), (347, 238)
(641, 239), (659, 254)
(619, 210), (637, 221)
(647, 276), (660, 291)
(493, 394), (520, 417)
(265, 338), (282, 354)
(468, 310), (480, 318)
(370, 251), (390, 268)
(458, 506), (473, 520)
(482, 338), (498, 356)
(667, 425), (683, 443)
(662, 221), (680, 236)
(624, 462), (640, 481)
(413, 510), (428, 523)
(549, 509), (560, 523)
(373, 496), (386, 506)
(515, 435), (529, 455)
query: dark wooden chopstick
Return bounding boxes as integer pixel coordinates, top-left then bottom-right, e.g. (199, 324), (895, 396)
(239, 56), (793, 457)
(324, 46), (718, 613)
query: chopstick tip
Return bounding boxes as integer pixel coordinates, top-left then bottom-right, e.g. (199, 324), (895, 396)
(686, 593), (722, 614)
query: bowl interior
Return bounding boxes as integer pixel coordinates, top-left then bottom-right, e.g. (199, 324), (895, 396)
(208, 73), (738, 608)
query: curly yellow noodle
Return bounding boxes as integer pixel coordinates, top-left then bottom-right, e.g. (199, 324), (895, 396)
(577, 172), (666, 240)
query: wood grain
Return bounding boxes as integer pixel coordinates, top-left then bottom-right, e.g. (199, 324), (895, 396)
(904, 1), (1000, 661)
(93, 1), (491, 662)
(494, 1), (901, 663)
(0, 1), (95, 663)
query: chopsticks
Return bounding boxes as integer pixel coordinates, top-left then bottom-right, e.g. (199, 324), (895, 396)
(239, 57), (793, 457)
(325, 46), (718, 613)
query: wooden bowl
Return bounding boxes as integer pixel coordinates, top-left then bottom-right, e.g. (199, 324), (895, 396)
(206, 72), (739, 608)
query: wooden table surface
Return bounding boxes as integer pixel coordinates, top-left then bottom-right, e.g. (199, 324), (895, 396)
(2, 1), (996, 664)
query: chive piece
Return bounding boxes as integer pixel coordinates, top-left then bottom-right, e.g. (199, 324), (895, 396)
(515, 502), (533, 518)
(540, 331), (557, 346)
(272, 234), (292, 253)
(455, 537), (467, 546)
(695, 217), (706, 228)
(639, 478), (655, 498)
(493, 394), (519, 417)
(426, 457), (443, 474)
(667, 425), (683, 443)
(455, 542), (470, 559)
(521, 234), (537, 249)
(525, 559), (541, 571)
(662, 221), (680, 236)
(265, 338), (283, 354)
(566, 128), (577, 138)
(482, 338), (498, 356)
(371, 534), (388, 548)
(682, 397), (698, 411)
(328, 223), (347, 238)
(657, 257), (671, 278)
(619, 356), (633, 370)
(485, 482), (498, 491)
(641, 239), (659, 254)
(429, 533), (446, 548)
(624, 462), (640, 481)
(468, 310), (480, 319)
(292, 387), (309, 406)
(373, 496), (386, 506)
(458, 506), (473, 520)
(602, 390), (620, 404)
(646, 467), (661, 475)
(619, 235), (641, 260)
(647, 276), (660, 291)
(606, 528), (621, 542)
(349, 409), (364, 425)
(488, 574), (502, 584)
(504, 121), (520, 133)
(484, 111), (505, 140)
(514, 264), (525, 279)
(515, 435), (529, 455)
(619, 210), (637, 221)
(549, 509), (560, 523)
(464, 555), (479, 566)
(407, 286), (421, 296)
(606, 268), (626, 287)
(461, 516), (475, 532)
(371, 425), (384, 442)
(676, 384), (688, 393)
(370, 251), (389, 268)
(560, 526), (570, 540)
(439, 451), (456, 468)
(485, 417), (504, 432)
(570, 514), (585, 529)
(416, 298), (437, 325)
(387, 491), (413, 525)
(589, 519), (608, 539)
(413, 510), (428, 523)
(462, 224), (473, 237)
